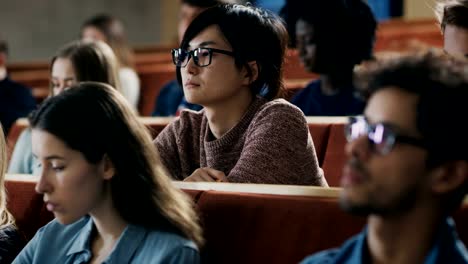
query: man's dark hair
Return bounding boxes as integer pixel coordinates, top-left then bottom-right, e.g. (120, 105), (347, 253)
(363, 50), (468, 212)
(436, 0), (468, 31)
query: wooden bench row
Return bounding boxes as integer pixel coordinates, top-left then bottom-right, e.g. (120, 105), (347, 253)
(6, 17), (443, 115)
(5, 175), (468, 263)
(7, 49), (314, 116)
(7, 116), (349, 186)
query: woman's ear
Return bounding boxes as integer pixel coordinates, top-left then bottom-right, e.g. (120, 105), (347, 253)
(431, 160), (468, 195)
(242, 61), (259, 86)
(101, 154), (116, 180)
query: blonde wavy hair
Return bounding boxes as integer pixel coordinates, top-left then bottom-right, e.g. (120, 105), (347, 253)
(0, 125), (16, 228)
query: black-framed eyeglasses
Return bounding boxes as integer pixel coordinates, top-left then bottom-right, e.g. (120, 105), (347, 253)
(345, 116), (426, 155)
(171, 47), (235, 68)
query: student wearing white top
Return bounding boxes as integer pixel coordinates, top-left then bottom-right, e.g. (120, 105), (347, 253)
(81, 14), (141, 111)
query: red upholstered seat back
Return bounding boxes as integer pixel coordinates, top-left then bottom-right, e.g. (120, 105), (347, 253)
(196, 190), (366, 264)
(322, 123), (347, 187)
(308, 123), (331, 166)
(5, 179), (54, 241)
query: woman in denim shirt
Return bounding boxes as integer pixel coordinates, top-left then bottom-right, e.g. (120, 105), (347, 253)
(13, 82), (203, 263)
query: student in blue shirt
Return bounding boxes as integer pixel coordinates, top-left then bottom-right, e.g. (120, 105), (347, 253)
(280, 0), (376, 116)
(13, 82), (203, 263)
(301, 51), (468, 263)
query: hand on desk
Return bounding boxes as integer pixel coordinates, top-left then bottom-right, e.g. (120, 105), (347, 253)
(184, 167), (228, 182)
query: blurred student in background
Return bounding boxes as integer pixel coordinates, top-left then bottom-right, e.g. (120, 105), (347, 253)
(81, 14), (141, 110)
(8, 40), (121, 175)
(0, 38), (36, 135)
(281, 0), (376, 116)
(436, 0), (468, 58)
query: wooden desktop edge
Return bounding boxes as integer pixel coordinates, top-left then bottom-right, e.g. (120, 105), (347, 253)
(6, 173), (340, 197)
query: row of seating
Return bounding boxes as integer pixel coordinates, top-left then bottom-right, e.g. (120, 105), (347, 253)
(5, 18), (442, 116)
(7, 116), (348, 186)
(7, 49), (313, 116)
(5, 175), (468, 263)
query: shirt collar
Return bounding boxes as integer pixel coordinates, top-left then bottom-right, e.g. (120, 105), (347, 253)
(66, 216), (94, 257)
(65, 216), (148, 263)
(353, 218), (468, 264)
(104, 224), (148, 263)
(345, 227), (369, 264)
(423, 217), (468, 264)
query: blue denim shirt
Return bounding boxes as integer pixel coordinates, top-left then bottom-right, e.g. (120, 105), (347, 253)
(301, 218), (468, 264)
(13, 216), (200, 264)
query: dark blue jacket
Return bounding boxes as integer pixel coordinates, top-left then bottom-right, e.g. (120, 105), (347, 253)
(0, 77), (36, 134)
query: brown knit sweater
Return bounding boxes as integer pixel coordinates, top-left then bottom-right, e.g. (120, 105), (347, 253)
(154, 97), (328, 186)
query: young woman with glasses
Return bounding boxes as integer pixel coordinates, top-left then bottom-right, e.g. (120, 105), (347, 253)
(154, 4), (328, 186)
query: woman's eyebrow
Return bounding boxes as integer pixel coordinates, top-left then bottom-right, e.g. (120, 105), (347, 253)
(188, 40), (216, 48)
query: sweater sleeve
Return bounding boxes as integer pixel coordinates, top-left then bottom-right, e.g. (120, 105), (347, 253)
(227, 102), (327, 186)
(154, 119), (184, 180)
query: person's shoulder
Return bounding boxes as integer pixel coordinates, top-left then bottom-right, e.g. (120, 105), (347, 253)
(136, 228), (199, 262)
(1, 78), (33, 94)
(257, 97), (306, 120)
(162, 79), (180, 89)
(144, 228), (198, 251)
(176, 108), (205, 128)
(119, 67), (138, 78)
(0, 225), (26, 264)
(300, 248), (342, 264)
(302, 230), (367, 264)
(132, 228), (199, 263)
(157, 108), (204, 139)
(36, 217), (90, 241)
(0, 225), (25, 244)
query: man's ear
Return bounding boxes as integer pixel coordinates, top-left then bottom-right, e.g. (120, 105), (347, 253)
(101, 154), (116, 180)
(431, 160), (468, 195)
(242, 61), (259, 86)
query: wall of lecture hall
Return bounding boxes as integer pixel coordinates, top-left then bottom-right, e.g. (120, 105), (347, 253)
(0, 0), (437, 62)
(0, 0), (163, 62)
(404, 0), (438, 19)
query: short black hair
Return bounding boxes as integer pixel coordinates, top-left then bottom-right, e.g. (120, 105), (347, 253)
(280, 0), (376, 68)
(177, 4), (289, 100)
(436, 0), (468, 31)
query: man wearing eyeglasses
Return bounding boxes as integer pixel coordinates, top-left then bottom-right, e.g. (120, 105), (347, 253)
(301, 51), (468, 263)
